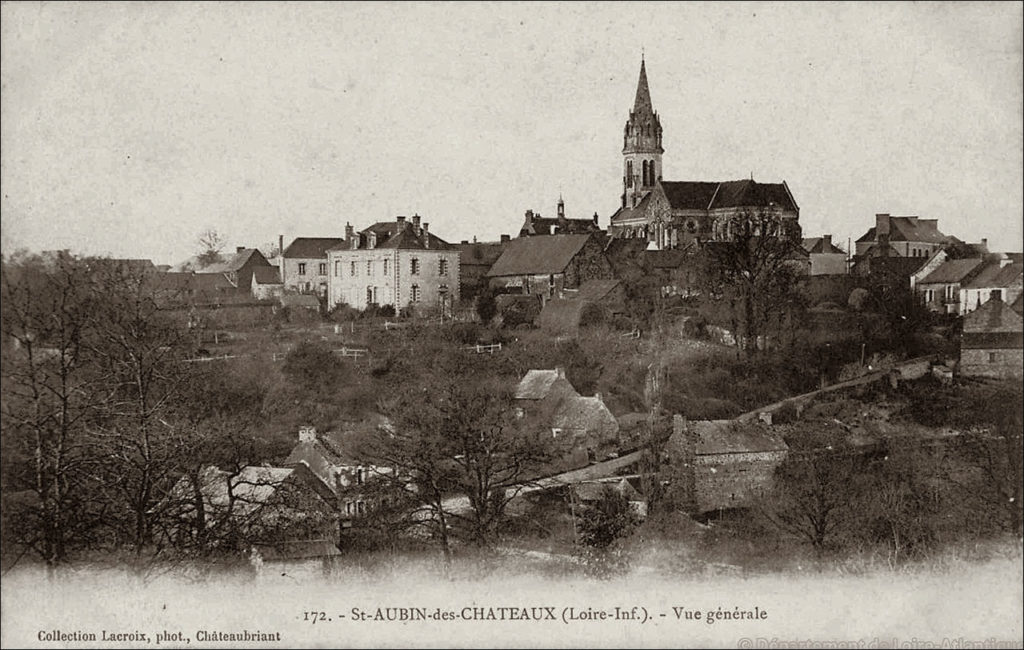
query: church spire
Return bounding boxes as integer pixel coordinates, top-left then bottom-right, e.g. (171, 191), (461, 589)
(632, 56), (653, 115)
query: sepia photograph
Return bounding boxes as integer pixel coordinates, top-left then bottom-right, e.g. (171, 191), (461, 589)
(1, 2), (1022, 648)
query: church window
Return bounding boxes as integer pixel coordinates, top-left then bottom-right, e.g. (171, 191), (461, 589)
(650, 160), (656, 182)
(641, 161), (647, 186)
(626, 161), (633, 188)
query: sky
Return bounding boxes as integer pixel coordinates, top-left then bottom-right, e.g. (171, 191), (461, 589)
(2, 2), (1022, 265)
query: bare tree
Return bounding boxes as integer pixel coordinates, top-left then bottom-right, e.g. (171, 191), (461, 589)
(1, 252), (107, 566)
(352, 365), (557, 560)
(697, 209), (806, 356)
(196, 228), (226, 268)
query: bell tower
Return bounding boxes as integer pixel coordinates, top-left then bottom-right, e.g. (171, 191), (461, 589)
(622, 56), (664, 209)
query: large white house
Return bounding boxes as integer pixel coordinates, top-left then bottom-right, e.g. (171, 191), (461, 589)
(326, 215), (460, 314)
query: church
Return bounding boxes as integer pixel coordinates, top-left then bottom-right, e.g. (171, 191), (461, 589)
(608, 58), (801, 250)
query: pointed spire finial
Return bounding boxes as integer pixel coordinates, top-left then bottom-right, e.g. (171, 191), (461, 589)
(633, 55), (653, 114)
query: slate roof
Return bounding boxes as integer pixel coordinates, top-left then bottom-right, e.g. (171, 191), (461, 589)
(552, 394), (617, 434)
(203, 248), (271, 274)
(919, 258), (984, 285)
(575, 279), (622, 303)
(802, 237), (846, 254)
(609, 192), (652, 224)
(668, 420), (788, 456)
(255, 540), (342, 561)
(487, 234), (592, 277)
(252, 266), (283, 285)
(283, 237), (345, 259)
(514, 369), (570, 400)
(963, 261), (1023, 290)
(963, 297), (1024, 334)
(856, 217), (949, 244)
(172, 466), (314, 519)
(452, 242), (505, 267)
(331, 221), (453, 251)
(521, 216), (600, 237)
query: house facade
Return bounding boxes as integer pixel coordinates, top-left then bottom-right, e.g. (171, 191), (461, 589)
(959, 258), (1024, 315)
(960, 295), (1024, 379)
(802, 235), (847, 276)
(281, 237), (345, 295)
(251, 266), (285, 300)
(197, 247), (275, 295)
(854, 213), (950, 261)
(326, 216), (460, 314)
(513, 368), (619, 466)
(916, 258), (984, 314)
(486, 233), (614, 304)
(663, 415), (788, 514)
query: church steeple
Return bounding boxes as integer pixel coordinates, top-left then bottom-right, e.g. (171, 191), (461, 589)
(633, 57), (653, 114)
(622, 56), (664, 209)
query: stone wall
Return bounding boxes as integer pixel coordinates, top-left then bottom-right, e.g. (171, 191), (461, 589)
(693, 451), (787, 513)
(961, 348), (1024, 379)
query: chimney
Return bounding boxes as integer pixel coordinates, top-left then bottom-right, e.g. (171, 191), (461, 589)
(500, 234), (510, 243)
(278, 234), (285, 282)
(822, 234), (832, 250)
(594, 392), (602, 403)
(525, 209), (534, 228)
(423, 223), (430, 248)
(557, 197), (566, 222)
(990, 289), (1003, 301)
(555, 366), (565, 379)
(875, 214), (890, 238)
(236, 246), (245, 253)
(473, 236), (478, 243)
(397, 215), (407, 231)
(593, 212), (599, 226)
(412, 214), (421, 232)
(345, 222), (354, 241)
(298, 425), (317, 443)
(875, 214), (890, 257)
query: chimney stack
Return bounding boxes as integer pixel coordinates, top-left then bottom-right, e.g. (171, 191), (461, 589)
(823, 234), (832, 250)
(555, 366), (565, 379)
(423, 223), (430, 248)
(412, 214), (421, 232)
(557, 197), (566, 222)
(524, 210), (534, 228)
(593, 212), (599, 226)
(236, 246), (245, 253)
(500, 234), (510, 243)
(397, 215), (407, 231)
(875, 214), (890, 238)
(278, 234), (285, 282)
(345, 222), (354, 240)
(298, 425), (317, 443)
